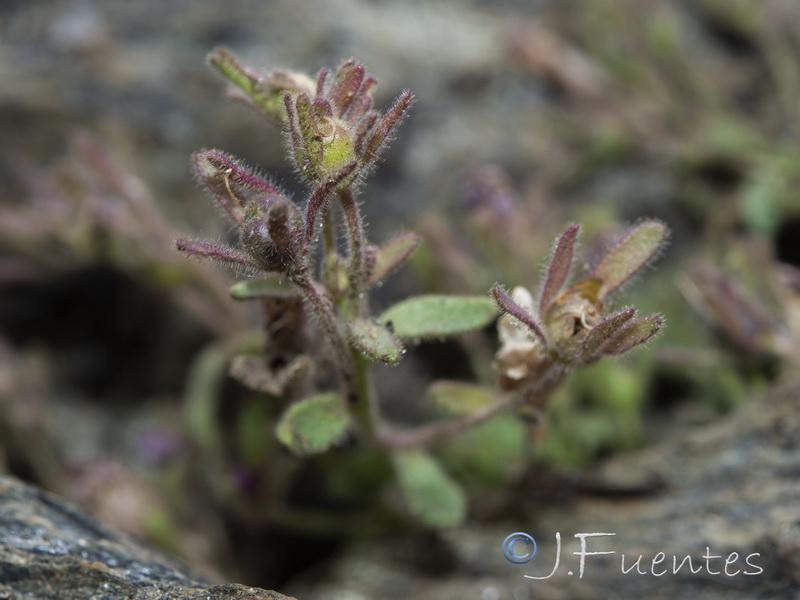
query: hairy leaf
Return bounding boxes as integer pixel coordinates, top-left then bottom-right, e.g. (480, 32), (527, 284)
(491, 286), (547, 346)
(207, 47), (312, 124)
(176, 238), (260, 270)
(275, 393), (350, 456)
(368, 232), (421, 285)
(193, 150), (282, 224)
(392, 450), (466, 528)
(592, 221), (668, 299)
(294, 92), (323, 179)
(229, 276), (299, 300)
(348, 318), (404, 364)
(380, 295), (497, 341)
(330, 60), (365, 114)
(362, 91), (414, 165)
(539, 224), (579, 315)
(598, 315), (663, 356)
(580, 308), (636, 360)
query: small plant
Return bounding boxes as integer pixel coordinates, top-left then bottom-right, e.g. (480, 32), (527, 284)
(176, 48), (669, 528)
(492, 222), (666, 425)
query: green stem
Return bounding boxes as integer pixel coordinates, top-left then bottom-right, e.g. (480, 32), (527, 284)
(377, 365), (566, 448)
(350, 348), (376, 442)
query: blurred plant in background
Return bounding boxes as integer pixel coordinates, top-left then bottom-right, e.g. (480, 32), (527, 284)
(0, 131), (245, 337)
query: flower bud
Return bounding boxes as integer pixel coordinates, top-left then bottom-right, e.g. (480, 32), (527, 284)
(240, 195), (304, 274)
(282, 60), (413, 186)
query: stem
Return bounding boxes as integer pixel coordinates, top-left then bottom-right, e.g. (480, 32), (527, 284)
(350, 349), (377, 442)
(322, 203), (337, 258)
(291, 273), (356, 397)
(338, 187), (367, 314)
(377, 365), (565, 448)
(377, 394), (515, 449)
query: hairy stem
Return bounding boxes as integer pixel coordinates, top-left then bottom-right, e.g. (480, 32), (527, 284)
(322, 203), (337, 258)
(338, 187), (367, 314)
(291, 273), (356, 396)
(377, 366), (565, 448)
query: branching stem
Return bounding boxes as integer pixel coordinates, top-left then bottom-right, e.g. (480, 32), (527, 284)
(377, 366), (565, 448)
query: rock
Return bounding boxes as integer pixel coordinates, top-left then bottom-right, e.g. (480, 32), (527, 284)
(0, 475), (294, 600)
(286, 382), (800, 599)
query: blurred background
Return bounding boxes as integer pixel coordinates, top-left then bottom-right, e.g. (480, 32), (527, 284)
(2, 0), (800, 598)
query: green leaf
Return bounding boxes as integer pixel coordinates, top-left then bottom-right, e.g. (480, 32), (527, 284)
(207, 47), (310, 124)
(295, 92), (323, 180)
(229, 276), (299, 300)
(275, 393), (350, 456)
(428, 381), (497, 416)
(183, 332), (264, 451)
(368, 232), (421, 285)
(591, 221), (668, 299)
(380, 295), (498, 341)
(739, 167), (782, 234)
(392, 450), (466, 529)
(348, 318), (404, 364)
(440, 414), (525, 490)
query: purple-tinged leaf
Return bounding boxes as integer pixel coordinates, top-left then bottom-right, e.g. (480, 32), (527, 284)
(344, 78), (377, 122)
(265, 197), (304, 263)
(539, 224), (580, 315)
(591, 221), (668, 300)
(362, 91), (414, 165)
(193, 150), (281, 224)
(368, 232), (421, 285)
(597, 315), (663, 356)
(330, 61), (365, 115)
(684, 263), (775, 353)
(176, 238), (260, 270)
(491, 285), (547, 346)
(580, 308), (636, 361)
(304, 161), (359, 243)
(316, 67), (330, 97)
(283, 92), (307, 175)
(353, 111), (380, 156)
(311, 98), (334, 122)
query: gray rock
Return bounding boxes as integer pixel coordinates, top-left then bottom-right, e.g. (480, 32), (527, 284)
(0, 476), (294, 600)
(287, 382), (800, 599)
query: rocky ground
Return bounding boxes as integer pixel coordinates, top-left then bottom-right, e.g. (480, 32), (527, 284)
(286, 381), (800, 599)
